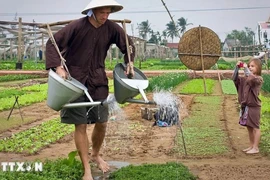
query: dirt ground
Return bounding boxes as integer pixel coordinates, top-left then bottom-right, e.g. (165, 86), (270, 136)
(0, 77), (270, 180)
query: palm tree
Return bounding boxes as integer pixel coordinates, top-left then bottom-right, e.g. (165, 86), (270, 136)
(166, 21), (179, 42)
(177, 17), (193, 35)
(148, 30), (161, 45)
(160, 30), (168, 45)
(137, 20), (152, 40)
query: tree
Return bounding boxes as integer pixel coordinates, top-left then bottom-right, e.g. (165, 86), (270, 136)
(148, 30), (161, 45)
(226, 28), (255, 46)
(245, 27), (255, 45)
(160, 30), (168, 45)
(177, 17), (193, 35)
(137, 20), (152, 40)
(165, 21), (179, 42)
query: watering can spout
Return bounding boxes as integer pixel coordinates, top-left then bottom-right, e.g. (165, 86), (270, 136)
(125, 99), (156, 105)
(100, 94), (116, 107)
(101, 100), (109, 107)
(147, 100), (157, 105)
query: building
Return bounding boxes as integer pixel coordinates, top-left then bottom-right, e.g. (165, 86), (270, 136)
(166, 43), (178, 58)
(222, 38), (241, 57)
(255, 17), (270, 49)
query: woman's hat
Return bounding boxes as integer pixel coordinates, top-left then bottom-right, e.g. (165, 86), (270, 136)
(81, 0), (123, 15)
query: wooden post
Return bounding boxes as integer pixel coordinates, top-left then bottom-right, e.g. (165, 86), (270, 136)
(22, 44), (25, 59)
(216, 63), (222, 93)
(10, 39), (13, 59)
(3, 46), (6, 60)
(18, 17), (22, 62)
(240, 46), (242, 57)
(265, 50), (269, 73)
(139, 42), (142, 69)
(42, 33), (45, 60)
(121, 20), (131, 64)
(16, 17), (23, 69)
(199, 26), (207, 95)
(109, 45), (112, 66)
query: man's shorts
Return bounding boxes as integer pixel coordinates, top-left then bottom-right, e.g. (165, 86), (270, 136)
(60, 96), (109, 124)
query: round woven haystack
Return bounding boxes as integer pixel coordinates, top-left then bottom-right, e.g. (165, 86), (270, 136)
(178, 26), (221, 70)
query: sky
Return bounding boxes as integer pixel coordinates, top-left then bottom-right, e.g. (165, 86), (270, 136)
(0, 0), (269, 42)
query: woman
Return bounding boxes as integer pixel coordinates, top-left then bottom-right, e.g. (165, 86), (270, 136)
(232, 58), (264, 154)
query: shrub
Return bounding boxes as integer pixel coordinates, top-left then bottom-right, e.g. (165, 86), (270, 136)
(147, 73), (189, 92)
(180, 79), (215, 94)
(262, 74), (270, 93)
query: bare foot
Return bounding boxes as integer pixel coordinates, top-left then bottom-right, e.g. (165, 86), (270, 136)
(82, 173), (93, 180)
(246, 148), (259, 154)
(242, 147), (252, 152)
(91, 155), (110, 173)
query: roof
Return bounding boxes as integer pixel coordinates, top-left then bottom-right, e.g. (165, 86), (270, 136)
(166, 43), (178, 49)
(259, 22), (270, 29)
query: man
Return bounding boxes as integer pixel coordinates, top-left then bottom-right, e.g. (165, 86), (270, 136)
(45, 0), (135, 179)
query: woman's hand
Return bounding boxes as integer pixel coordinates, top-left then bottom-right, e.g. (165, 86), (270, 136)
(237, 61), (244, 68)
(236, 61), (242, 66)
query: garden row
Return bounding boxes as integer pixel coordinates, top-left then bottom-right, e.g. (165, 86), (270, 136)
(0, 72), (270, 179)
(0, 58), (269, 71)
(1, 73), (270, 154)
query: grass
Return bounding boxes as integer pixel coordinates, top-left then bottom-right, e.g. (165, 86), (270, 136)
(260, 95), (270, 114)
(0, 84), (47, 111)
(0, 74), (41, 82)
(147, 72), (189, 92)
(0, 156), (83, 180)
(0, 116), (37, 134)
(0, 65), (270, 178)
(260, 94), (270, 155)
(0, 58), (254, 71)
(0, 60), (45, 70)
(0, 154), (196, 180)
(260, 113), (270, 155)
(0, 118), (74, 154)
(262, 74), (270, 93)
(179, 79), (216, 94)
(221, 80), (237, 95)
(176, 95), (229, 156)
(109, 162), (197, 180)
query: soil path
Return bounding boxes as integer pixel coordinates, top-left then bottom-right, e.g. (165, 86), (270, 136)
(0, 78), (270, 180)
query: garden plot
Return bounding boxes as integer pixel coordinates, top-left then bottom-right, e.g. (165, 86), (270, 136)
(0, 74), (270, 180)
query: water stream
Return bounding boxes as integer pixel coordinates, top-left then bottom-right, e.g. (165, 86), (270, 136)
(153, 90), (183, 126)
(106, 93), (126, 121)
(96, 91), (184, 179)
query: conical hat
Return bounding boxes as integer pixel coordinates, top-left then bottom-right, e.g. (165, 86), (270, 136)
(81, 0), (123, 15)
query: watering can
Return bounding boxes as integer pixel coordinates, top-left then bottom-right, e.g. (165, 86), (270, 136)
(45, 24), (111, 111)
(47, 69), (110, 111)
(113, 63), (156, 105)
(45, 22), (154, 111)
